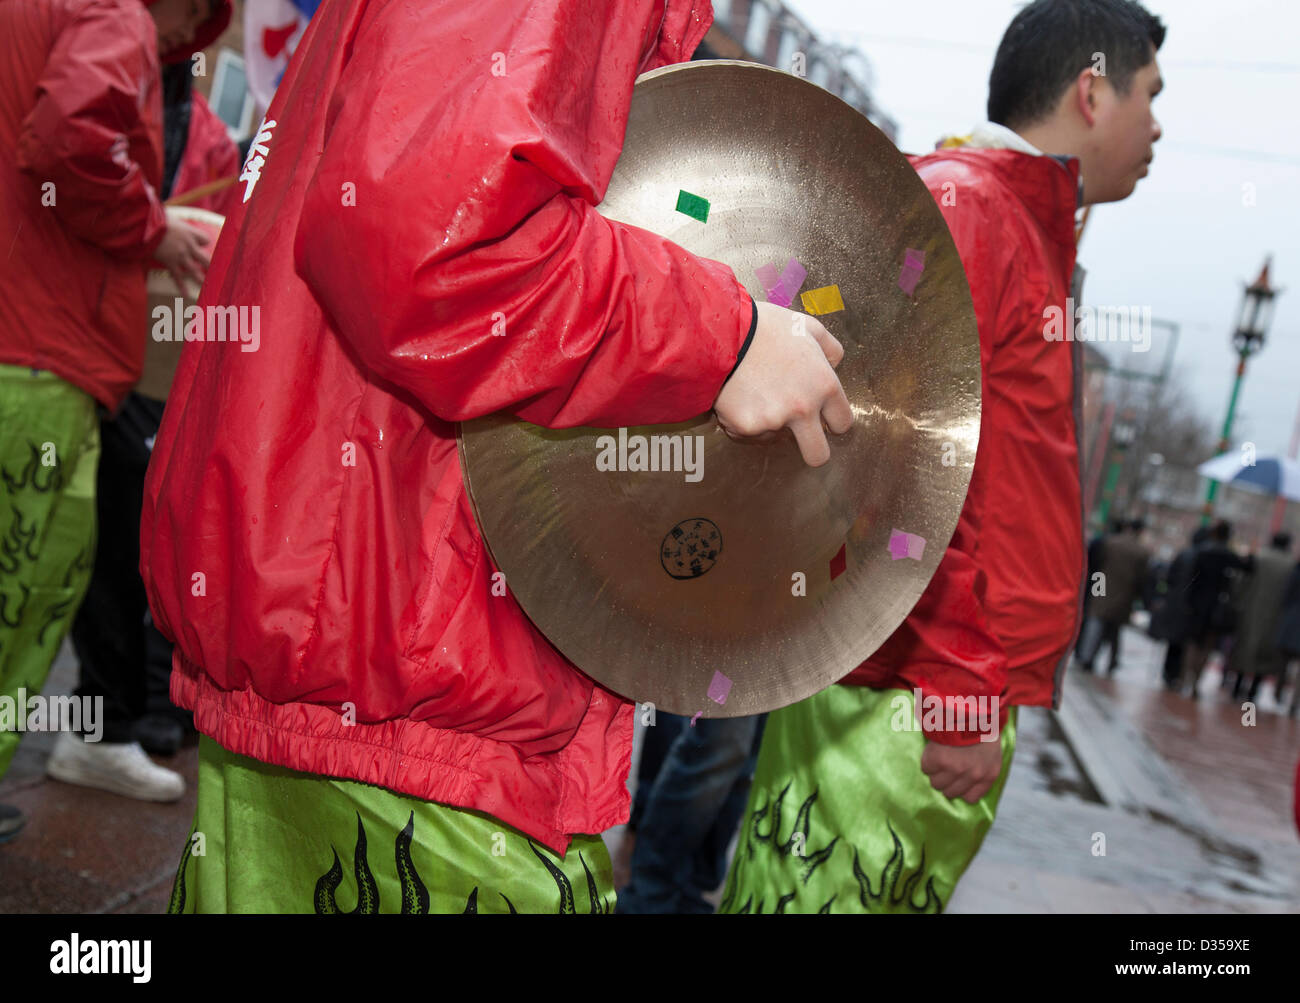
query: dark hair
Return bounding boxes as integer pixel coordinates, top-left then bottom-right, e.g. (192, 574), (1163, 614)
(1128, 518), (1146, 533)
(988, 0), (1166, 129)
(1272, 532), (1293, 550)
(1110, 519), (1126, 534)
(1212, 519), (1232, 544)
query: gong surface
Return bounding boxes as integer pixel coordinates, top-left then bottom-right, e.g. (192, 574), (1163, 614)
(459, 61), (980, 717)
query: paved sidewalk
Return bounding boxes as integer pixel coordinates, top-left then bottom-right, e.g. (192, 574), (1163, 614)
(0, 644), (197, 914)
(947, 628), (1300, 913)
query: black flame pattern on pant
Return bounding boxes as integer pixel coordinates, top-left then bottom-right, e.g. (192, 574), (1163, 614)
(0, 441), (89, 661)
(721, 782), (941, 914)
(167, 813), (614, 914)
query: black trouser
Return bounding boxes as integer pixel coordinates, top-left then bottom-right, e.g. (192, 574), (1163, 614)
(1078, 617), (1123, 672)
(1162, 642), (1184, 688)
(69, 393), (175, 743)
(1232, 672), (1264, 703)
(1181, 630), (1222, 694)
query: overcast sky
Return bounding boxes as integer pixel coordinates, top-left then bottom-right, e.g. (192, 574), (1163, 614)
(788, 0), (1300, 458)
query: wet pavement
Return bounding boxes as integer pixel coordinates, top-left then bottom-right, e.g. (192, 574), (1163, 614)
(2, 628), (1298, 912)
(0, 644), (197, 914)
(947, 628), (1300, 913)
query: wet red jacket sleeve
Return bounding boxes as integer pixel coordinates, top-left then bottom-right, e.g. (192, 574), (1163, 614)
(293, 0), (753, 429)
(15, 0), (167, 258)
(894, 168), (1015, 746)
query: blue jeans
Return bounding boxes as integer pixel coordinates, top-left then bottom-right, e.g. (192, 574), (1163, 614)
(616, 711), (766, 914)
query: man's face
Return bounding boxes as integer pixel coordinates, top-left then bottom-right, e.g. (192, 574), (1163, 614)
(150, 0), (212, 58)
(1085, 54), (1163, 204)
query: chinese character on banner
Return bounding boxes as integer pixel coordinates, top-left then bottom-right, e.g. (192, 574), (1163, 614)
(239, 116), (277, 203)
(244, 0), (320, 110)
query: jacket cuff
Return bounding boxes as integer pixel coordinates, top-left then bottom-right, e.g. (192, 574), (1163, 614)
(918, 691), (1009, 746)
(723, 296), (758, 384)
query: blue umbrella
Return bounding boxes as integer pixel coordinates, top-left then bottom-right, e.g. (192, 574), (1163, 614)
(1196, 452), (1300, 501)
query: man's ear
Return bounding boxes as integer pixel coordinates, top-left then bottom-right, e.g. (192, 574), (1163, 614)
(1073, 68), (1099, 128)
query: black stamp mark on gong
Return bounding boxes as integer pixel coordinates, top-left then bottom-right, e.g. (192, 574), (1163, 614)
(660, 518), (722, 580)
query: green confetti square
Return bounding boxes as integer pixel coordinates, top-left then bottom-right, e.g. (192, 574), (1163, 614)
(675, 189), (710, 223)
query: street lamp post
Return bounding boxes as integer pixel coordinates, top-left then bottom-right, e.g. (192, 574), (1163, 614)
(1097, 411), (1137, 528)
(1202, 258), (1279, 524)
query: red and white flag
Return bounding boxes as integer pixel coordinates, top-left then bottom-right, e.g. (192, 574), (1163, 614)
(243, 0), (318, 110)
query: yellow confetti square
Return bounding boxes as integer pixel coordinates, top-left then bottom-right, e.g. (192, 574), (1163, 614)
(800, 284), (845, 315)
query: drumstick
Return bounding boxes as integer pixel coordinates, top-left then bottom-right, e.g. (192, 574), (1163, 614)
(165, 175), (238, 207)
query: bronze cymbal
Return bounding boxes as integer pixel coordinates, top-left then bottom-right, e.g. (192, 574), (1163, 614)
(459, 61), (980, 718)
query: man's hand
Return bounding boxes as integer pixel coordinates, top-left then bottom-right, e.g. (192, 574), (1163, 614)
(155, 218), (212, 292)
(714, 301), (853, 467)
(920, 738), (1004, 804)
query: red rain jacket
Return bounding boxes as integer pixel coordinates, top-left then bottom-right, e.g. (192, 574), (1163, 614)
(1294, 757), (1299, 839)
(141, 1), (752, 854)
(171, 91), (241, 216)
(843, 147), (1086, 739)
(0, 0), (230, 409)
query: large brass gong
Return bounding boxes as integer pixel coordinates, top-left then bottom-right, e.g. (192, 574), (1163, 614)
(459, 61), (980, 717)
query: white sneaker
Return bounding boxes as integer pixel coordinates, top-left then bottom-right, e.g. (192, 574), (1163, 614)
(46, 732), (185, 803)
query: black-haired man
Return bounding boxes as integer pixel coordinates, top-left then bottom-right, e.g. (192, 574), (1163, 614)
(723, 0), (1166, 912)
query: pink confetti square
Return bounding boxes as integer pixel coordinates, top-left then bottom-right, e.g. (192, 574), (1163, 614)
(899, 249), (926, 296)
(888, 529), (926, 561)
(758, 258), (807, 308)
(772, 257), (806, 300)
(707, 670), (733, 705)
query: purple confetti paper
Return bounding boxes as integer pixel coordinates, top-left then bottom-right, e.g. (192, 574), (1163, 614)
(888, 529), (926, 561)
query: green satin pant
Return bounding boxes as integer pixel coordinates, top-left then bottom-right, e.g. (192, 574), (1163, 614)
(168, 734), (617, 914)
(720, 684), (1017, 913)
(0, 365), (99, 780)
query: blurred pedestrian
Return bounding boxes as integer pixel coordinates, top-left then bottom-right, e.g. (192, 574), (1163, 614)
(1077, 518), (1150, 675)
(0, 0), (227, 843)
(1273, 561), (1300, 717)
(1139, 552), (1164, 614)
(1226, 533), (1293, 705)
(1180, 520), (1252, 699)
(1149, 526), (1209, 690)
(1075, 518), (1124, 663)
